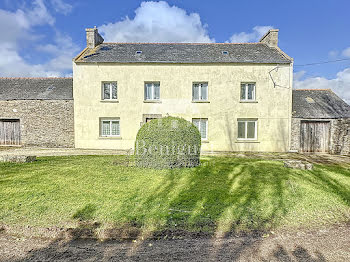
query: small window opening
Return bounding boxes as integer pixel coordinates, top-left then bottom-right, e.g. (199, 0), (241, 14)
(222, 51), (229, 55)
(136, 50), (142, 54)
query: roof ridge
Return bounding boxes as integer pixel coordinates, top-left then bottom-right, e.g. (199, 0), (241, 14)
(0, 77), (72, 79)
(101, 42), (264, 45)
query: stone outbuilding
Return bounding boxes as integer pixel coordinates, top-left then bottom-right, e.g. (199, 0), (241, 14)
(291, 89), (350, 154)
(0, 78), (74, 147)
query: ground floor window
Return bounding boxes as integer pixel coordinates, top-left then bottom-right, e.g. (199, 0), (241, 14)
(100, 118), (120, 137)
(237, 119), (257, 140)
(192, 118), (208, 140)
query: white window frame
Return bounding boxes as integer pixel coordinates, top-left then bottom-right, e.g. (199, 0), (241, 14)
(237, 119), (257, 140)
(144, 82), (160, 101)
(240, 83), (256, 101)
(102, 82), (118, 100)
(192, 118), (208, 140)
(100, 118), (120, 137)
(192, 82), (208, 101)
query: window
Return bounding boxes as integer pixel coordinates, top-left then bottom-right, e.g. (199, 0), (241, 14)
(222, 51), (229, 55)
(100, 119), (120, 137)
(192, 82), (208, 101)
(192, 118), (208, 140)
(144, 82), (160, 100)
(240, 83), (256, 101)
(136, 50), (142, 54)
(237, 119), (257, 140)
(146, 118), (157, 123)
(102, 82), (117, 100)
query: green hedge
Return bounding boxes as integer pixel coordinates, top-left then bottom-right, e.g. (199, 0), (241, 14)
(135, 116), (201, 169)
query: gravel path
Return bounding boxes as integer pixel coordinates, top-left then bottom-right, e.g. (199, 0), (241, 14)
(1, 147), (350, 165)
(0, 224), (349, 262)
(0, 147), (129, 157)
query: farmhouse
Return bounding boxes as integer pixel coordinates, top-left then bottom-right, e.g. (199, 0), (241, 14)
(0, 78), (74, 147)
(73, 28), (293, 152)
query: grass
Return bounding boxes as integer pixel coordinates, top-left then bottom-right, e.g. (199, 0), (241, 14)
(0, 155), (349, 236)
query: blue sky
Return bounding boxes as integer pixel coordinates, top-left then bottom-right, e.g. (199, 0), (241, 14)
(1, 0), (350, 100)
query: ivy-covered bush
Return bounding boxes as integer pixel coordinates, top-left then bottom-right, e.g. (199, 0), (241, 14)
(135, 116), (201, 169)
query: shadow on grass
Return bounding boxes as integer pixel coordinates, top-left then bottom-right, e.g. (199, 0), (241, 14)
(114, 157), (299, 236)
(72, 204), (97, 221)
(7, 156), (350, 261)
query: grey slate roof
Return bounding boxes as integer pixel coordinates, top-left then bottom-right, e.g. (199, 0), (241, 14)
(76, 43), (292, 64)
(292, 89), (350, 119)
(0, 78), (73, 100)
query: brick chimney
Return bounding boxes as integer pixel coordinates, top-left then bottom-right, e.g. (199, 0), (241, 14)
(259, 29), (279, 47)
(85, 26), (104, 48)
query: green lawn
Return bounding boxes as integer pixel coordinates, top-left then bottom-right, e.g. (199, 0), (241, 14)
(0, 155), (349, 236)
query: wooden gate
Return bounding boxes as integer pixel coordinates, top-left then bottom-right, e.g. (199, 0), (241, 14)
(0, 119), (21, 146)
(300, 121), (330, 153)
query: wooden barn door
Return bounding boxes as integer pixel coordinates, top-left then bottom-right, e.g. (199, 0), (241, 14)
(300, 121), (330, 153)
(0, 120), (21, 146)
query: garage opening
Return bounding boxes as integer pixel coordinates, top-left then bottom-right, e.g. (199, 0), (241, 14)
(300, 121), (330, 153)
(0, 119), (21, 146)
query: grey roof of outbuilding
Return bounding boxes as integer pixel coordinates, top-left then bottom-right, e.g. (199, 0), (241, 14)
(75, 43), (292, 64)
(292, 89), (350, 119)
(0, 78), (73, 100)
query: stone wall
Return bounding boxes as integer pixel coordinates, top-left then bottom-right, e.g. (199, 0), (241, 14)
(0, 100), (74, 147)
(291, 118), (350, 155)
(290, 118), (301, 151)
(330, 118), (350, 155)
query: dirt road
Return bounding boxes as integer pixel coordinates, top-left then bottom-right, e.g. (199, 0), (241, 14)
(0, 224), (349, 262)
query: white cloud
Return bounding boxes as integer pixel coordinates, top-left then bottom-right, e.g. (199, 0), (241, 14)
(38, 32), (80, 72)
(0, 0), (76, 77)
(328, 50), (339, 58)
(99, 1), (214, 43)
(327, 47), (350, 59)
(342, 47), (350, 58)
(228, 26), (273, 43)
(294, 68), (350, 103)
(293, 70), (306, 81)
(0, 0), (55, 46)
(50, 0), (73, 15)
(0, 43), (60, 77)
(27, 0), (55, 26)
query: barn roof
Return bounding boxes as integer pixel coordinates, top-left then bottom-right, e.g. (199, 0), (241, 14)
(75, 43), (292, 64)
(0, 78), (73, 100)
(292, 89), (350, 119)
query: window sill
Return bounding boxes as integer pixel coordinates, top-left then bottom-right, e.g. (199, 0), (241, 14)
(100, 100), (119, 103)
(239, 100), (258, 103)
(192, 100), (210, 103)
(98, 136), (122, 140)
(143, 100), (162, 103)
(201, 140), (209, 143)
(235, 140), (260, 143)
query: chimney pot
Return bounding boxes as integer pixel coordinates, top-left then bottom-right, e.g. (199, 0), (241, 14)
(85, 27), (104, 48)
(259, 29), (279, 47)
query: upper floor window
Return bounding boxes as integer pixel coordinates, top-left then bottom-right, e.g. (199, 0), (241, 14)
(192, 82), (208, 101)
(240, 83), (256, 101)
(237, 119), (257, 140)
(102, 82), (117, 100)
(192, 118), (208, 140)
(144, 82), (160, 101)
(100, 118), (120, 137)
